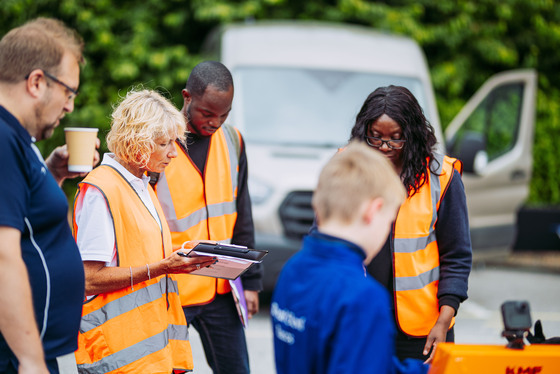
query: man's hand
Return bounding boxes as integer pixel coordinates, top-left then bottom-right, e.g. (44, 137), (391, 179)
(244, 290), (259, 319)
(46, 138), (100, 186)
(423, 305), (455, 364)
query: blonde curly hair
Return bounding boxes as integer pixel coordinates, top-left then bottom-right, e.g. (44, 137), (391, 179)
(107, 89), (186, 168)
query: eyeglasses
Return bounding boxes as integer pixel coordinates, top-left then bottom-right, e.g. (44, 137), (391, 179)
(25, 70), (79, 101)
(42, 70), (79, 101)
(365, 136), (406, 150)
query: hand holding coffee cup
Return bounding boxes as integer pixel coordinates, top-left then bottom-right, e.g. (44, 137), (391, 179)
(64, 127), (99, 172)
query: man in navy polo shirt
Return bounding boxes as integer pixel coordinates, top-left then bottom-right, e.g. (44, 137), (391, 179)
(0, 18), (93, 374)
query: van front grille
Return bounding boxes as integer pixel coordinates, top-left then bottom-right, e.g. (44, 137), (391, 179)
(279, 191), (315, 239)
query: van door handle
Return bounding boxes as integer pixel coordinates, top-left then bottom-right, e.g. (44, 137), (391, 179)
(510, 170), (526, 181)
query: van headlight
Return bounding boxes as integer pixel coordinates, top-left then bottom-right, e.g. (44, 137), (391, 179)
(248, 177), (273, 205)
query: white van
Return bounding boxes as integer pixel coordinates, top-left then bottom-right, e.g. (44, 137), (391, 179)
(203, 21), (537, 290)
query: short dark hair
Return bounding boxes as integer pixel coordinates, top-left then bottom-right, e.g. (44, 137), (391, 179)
(186, 61), (233, 97)
(350, 85), (438, 196)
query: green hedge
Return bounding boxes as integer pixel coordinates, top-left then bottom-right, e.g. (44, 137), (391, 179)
(2, 0), (559, 204)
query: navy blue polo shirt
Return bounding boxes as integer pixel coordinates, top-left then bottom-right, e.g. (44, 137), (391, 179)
(0, 106), (85, 368)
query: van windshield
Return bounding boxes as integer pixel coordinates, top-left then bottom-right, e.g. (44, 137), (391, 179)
(230, 66), (428, 147)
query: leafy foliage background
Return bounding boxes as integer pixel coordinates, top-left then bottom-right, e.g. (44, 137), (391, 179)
(1, 0), (559, 205)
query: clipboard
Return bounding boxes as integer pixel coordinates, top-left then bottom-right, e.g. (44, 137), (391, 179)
(177, 242), (268, 280)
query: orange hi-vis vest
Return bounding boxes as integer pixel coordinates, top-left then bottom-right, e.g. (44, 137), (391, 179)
(393, 153), (463, 337)
(155, 126), (241, 306)
(72, 165), (193, 373)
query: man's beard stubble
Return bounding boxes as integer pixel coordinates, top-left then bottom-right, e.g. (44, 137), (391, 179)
(33, 93), (59, 141)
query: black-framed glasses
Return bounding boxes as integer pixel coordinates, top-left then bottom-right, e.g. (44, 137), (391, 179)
(42, 70), (79, 101)
(25, 70), (79, 101)
(365, 136), (406, 150)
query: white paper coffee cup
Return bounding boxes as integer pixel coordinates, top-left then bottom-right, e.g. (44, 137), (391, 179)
(64, 127), (99, 173)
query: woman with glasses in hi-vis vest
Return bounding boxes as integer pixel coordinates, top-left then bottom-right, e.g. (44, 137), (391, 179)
(349, 85), (472, 364)
(72, 89), (216, 373)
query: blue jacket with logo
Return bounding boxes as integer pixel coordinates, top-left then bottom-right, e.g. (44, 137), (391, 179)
(271, 231), (428, 374)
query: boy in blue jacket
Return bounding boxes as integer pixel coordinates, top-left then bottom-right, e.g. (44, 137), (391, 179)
(271, 141), (429, 374)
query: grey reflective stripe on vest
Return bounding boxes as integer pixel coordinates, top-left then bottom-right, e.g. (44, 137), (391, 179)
(156, 170), (177, 222)
(428, 153), (444, 230)
(395, 267), (440, 291)
(156, 127), (239, 233)
(222, 124), (239, 196)
(80, 276), (179, 333)
(393, 232), (437, 254)
(77, 324), (189, 373)
(164, 200), (237, 233)
(394, 154), (445, 290)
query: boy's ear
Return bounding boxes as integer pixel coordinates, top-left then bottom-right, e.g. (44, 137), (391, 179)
(364, 197), (384, 224)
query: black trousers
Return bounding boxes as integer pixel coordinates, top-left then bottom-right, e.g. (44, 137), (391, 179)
(395, 327), (455, 361)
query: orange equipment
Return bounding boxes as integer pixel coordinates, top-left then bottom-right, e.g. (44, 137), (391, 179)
(429, 342), (560, 374)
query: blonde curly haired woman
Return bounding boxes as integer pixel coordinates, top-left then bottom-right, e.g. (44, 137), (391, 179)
(72, 89), (215, 373)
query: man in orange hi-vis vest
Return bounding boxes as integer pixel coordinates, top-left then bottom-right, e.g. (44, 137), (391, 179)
(153, 61), (263, 374)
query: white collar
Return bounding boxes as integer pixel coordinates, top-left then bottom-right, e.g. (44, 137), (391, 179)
(101, 153), (150, 188)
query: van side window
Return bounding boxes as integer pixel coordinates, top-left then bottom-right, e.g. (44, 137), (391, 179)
(450, 83), (524, 163)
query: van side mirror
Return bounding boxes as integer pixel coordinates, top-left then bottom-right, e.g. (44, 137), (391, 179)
(448, 131), (487, 174)
(472, 150), (488, 174)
